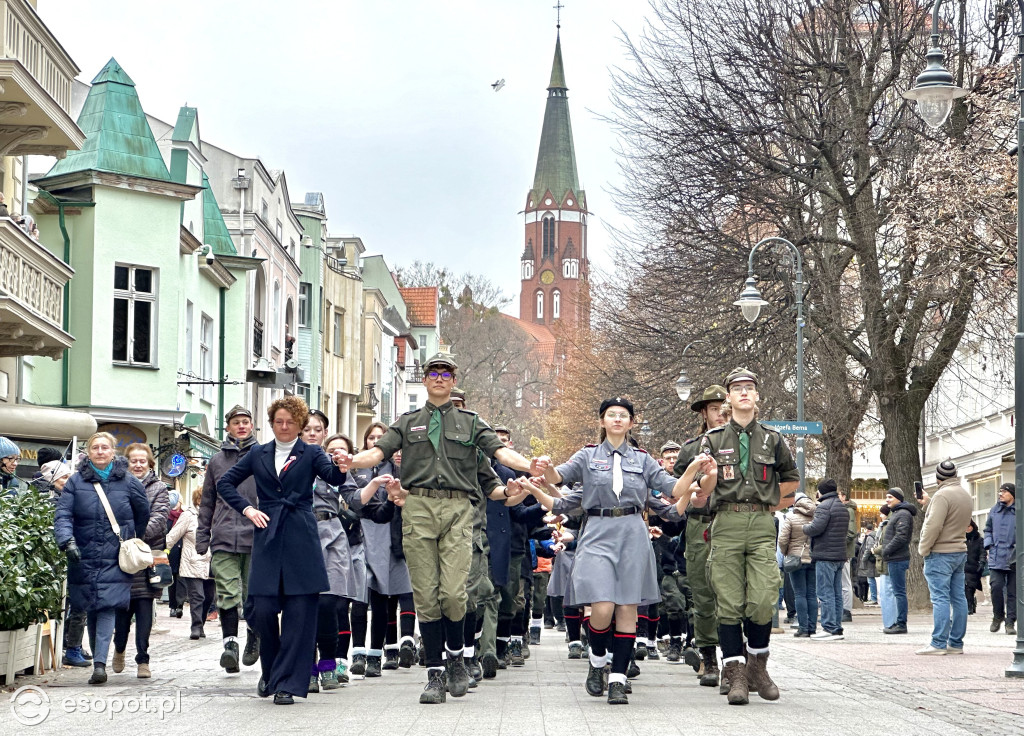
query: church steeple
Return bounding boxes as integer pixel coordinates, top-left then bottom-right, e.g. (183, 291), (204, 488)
(530, 32), (580, 206)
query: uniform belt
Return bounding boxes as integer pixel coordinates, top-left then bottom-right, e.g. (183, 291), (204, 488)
(586, 506), (641, 518)
(314, 510), (337, 522)
(718, 502), (771, 513)
(407, 487), (471, 499)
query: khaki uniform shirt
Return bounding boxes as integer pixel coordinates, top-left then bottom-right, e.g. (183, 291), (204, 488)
(699, 418), (799, 508)
(375, 400), (506, 493)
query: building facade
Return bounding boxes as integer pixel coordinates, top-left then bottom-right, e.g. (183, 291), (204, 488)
(322, 235), (364, 440)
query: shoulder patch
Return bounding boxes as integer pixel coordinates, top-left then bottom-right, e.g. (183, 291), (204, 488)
(635, 448), (649, 455)
(706, 425), (727, 435)
(757, 421), (781, 435)
(456, 407), (479, 416)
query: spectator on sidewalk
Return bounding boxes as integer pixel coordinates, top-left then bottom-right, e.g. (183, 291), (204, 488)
(802, 479), (849, 641)
(779, 491), (817, 637)
(837, 488), (858, 622)
(916, 460), (972, 655)
(964, 520), (984, 615)
(984, 483), (1016, 635)
(857, 523), (878, 604)
(0, 436), (22, 496)
(875, 506), (897, 629)
(880, 488), (916, 634)
(167, 486), (212, 640)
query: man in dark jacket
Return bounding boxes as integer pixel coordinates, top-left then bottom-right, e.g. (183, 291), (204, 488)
(880, 488), (917, 634)
(984, 483), (1016, 635)
(196, 405), (260, 672)
(802, 479), (849, 640)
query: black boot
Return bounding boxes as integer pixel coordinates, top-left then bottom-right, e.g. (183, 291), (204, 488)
(242, 627), (260, 666)
(351, 653), (366, 675)
(365, 654), (382, 677)
(383, 648), (400, 670)
(88, 663), (107, 685)
(509, 639), (525, 666)
(585, 662), (606, 696)
(420, 668), (446, 704)
(220, 639), (240, 673)
(399, 640), (416, 668)
(190, 624), (203, 640)
(607, 680), (629, 705)
(446, 656), (470, 697)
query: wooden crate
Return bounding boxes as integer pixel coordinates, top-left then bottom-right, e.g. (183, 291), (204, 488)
(0, 625), (42, 684)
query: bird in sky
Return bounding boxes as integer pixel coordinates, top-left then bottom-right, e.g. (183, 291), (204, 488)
(491, 79), (505, 92)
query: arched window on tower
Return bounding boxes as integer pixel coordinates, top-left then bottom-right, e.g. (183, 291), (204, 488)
(522, 260), (534, 280)
(542, 214), (555, 261)
(535, 290), (544, 321)
(552, 289), (561, 319)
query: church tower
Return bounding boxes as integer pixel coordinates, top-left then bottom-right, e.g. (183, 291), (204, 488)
(519, 30), (589, 333)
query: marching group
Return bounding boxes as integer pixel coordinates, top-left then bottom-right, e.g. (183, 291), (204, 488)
(0, 353), (1017, 707)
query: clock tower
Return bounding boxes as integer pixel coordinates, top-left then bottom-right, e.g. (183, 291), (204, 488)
(519, 30), (589, 333)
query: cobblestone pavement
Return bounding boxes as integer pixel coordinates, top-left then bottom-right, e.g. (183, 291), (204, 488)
(2, 604), (1022, 736)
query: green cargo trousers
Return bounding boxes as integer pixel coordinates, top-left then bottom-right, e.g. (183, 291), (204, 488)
(684, 518), (718, 646)
(401, 493), (474, 623)
(211, 551), (251, 611)
(708, 509), (780, 626)
(659, 571), (689, 618)
(466, 526), (493, 614)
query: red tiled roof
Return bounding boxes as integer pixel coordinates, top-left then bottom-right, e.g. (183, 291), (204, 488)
(501, 314), (556, 363)
(399, 287), (438, 327)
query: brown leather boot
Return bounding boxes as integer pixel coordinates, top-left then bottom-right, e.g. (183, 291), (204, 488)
(723, 660), (748, 705)
(745, 651), (779, 700)
(698, 646), (719, 687)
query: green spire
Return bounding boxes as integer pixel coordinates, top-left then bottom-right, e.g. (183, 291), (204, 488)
(171, 106), (200, 146)
(201, 172), (237, 255)
(531, 33), (580, 205)
(44, 58), (171, 182)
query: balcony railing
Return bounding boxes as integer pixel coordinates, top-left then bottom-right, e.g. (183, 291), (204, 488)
(253, 317), (264, 358)
(1, 0), (74, 110)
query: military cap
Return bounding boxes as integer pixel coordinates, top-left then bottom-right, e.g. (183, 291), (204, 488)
(224, 404), (252, 422)
(423, 352), (458, 371)
(660, 440), (682, 454)
(450, 387), (467, 400)
(493, 425), (511, 435)
(724, 367), (759, 390)
(690, 384), (728, 412)
(599, 397), (635, 418)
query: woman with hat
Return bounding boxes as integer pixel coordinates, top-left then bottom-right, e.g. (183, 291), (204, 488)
(523, 397), (707, 705)
(0, 436), (22, 496)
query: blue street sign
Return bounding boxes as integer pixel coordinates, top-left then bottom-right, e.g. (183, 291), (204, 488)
(763, 421), (823, 436)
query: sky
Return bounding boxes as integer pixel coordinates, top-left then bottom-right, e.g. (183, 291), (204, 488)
(37, 0), (651, 307)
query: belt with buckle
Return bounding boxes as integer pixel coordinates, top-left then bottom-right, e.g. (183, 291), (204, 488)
(314, 510), (338, 522)
(586, 506), (641, 518)
(407, 488), (471, 500)
(718, 502), (771, 513)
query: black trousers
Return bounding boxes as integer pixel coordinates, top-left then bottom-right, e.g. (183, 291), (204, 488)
(113, 597), (155, 664)
(369, 589), (415, 649)
(249, 591), (320, 697)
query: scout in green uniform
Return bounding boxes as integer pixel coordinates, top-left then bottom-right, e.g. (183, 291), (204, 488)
(672, 385), (728, 686)
(687, 368), (799, 706)
(340, 354), (534, 704)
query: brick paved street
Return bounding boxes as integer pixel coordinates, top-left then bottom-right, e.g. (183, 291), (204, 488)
(2, 605), (1022, 736)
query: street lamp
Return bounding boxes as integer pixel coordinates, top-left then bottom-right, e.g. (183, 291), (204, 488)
(734, 236), (806, 496)
(907, 0), (1024, 678)
(901, 8), (967, 129)
(674, 341), (708, 403)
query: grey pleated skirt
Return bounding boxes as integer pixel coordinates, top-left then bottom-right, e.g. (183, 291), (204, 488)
(568, 514), (661, 607)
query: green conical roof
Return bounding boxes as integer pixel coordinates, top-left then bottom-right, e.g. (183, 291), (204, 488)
(531, 33), (579, 204)
(45, 58), (171, 181)
(171, 106), (200, 146)
(202, 172), (237, 255)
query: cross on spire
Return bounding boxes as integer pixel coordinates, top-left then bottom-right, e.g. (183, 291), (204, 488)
(554, 1), (563, 28)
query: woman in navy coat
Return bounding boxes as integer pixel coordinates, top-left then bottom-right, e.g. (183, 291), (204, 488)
(54, 432), (150, 685)
(217, 397), (347, 705)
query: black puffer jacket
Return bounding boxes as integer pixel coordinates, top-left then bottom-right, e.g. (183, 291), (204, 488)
(882, 502), (918, 562)
(802, 490), (850, 562)
(196, 440), (258, 555)
(965, 525), (985, 592)
(129, 470), (170, 599)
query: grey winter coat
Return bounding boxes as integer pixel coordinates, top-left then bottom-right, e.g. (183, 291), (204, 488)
(196, 440), (258, 555)
(857, 532), (878, 578)
(129, 470), (170, 599)
(802, 490), (850, 562)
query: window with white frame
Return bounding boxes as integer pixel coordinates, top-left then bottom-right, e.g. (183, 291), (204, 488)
(535, 290), (544, 320)
(299, 283), (311, 327)
(260, 198), (269, 221)
(275, 220), (283, 243)
(562, 258), (579, 278)
(552, 289), (561, 319)
(184, 300), (194, 383)
(113, 264), (156, 365)
(334, 311), (344, 356)
(522, 260), (534, 280)
(419, 334), (427, 365)
(200, 314), (213, 401)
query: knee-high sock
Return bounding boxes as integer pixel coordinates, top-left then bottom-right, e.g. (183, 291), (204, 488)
(611, 632), (636, 676)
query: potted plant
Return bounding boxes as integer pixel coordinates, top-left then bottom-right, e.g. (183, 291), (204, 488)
(0, 489), (65, 682)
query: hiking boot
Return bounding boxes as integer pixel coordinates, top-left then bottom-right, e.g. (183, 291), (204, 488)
(683, 646), (701, 672)
(465, 657), (478, 688)
(242, 628), (260, 666)
(309, 673), (320, 693)
(365, 654), (382, 677)
(666, 641), (682, 662)
(220, 640), (240, 673)
(1007, 621), (1017, 635)
(522, 639), (531, 659)
(62, 646), (90, 668)
(745, 651), (779, 700)
(351, 653), (367, 675)
(991, 616), (1005, 633)
(647, 644), (660, 661)
(568, 641), (584, 659)
(335, 659), (350, 684)
(469, 655), (482, 681)
(723, 661), (748, 705)
(420, 669), (446, 704)
(88, 664), (107, 685)
(883, 624), (908, 634)
(509, 639), (525, 666)
(321, 669), (341, 690)
(698, 647), (719, 687)
(585, 663), (606, 696)
(607, 681), (629, 705)
(383, 649), (400, 670)
(190, 624), (203, 640)
(481, 652), (498, 679)
(399, 640), (416, 668)
(529, 626), (541, 645)
(657, 638), (670, 654)
(627, 655), (640, 679)
(112, 649), (125, 673)
(634, 641), (648, 660)
(447, 656), (470, 697)
(137, 663), (151, 679)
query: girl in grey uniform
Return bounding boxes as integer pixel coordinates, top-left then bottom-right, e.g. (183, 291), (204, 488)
(525, 397), (702, 705)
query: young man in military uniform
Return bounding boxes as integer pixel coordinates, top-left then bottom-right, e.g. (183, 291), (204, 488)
(672, 385), (728, 686)
(339, 353), (535, 704)
(688, 370), (799, 705)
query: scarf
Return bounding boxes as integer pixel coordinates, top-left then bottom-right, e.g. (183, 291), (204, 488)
(224, 434), (258, 452)
(90, 462), (112, 481)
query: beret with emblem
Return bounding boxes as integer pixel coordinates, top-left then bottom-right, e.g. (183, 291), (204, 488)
(424, 353), (458, 371)
(724, 368), (759, 390)
(599, 397), (635, 418)
(690, 384), (728, 412)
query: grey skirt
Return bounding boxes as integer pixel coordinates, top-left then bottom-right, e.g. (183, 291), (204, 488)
(319, 518), (367, 602)
(547, 547), (576, 599)
(569, 514), (661, 607)
(362, 519), (412, 596)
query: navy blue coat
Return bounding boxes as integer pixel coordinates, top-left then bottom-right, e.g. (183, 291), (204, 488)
(54, 456), (150, 612)
(984, 501), (1016, 571)
(486, 460), (518, 585)
(217, 438), (346, 596)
